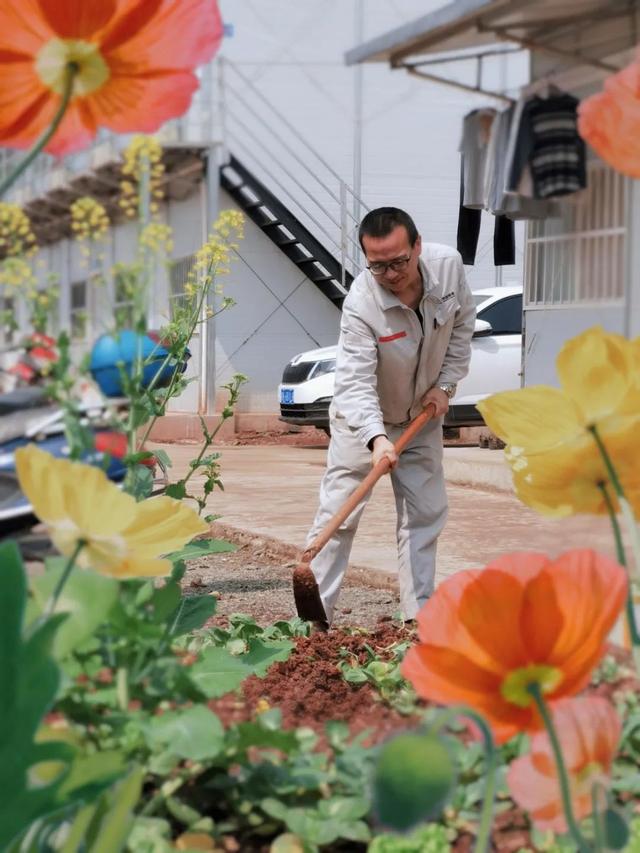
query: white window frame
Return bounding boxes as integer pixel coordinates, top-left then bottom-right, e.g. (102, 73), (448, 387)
(70, 278), (89, 341)
(168, 253), (197, 327)
(525, 161), (628, 310)
(113, 266), (136, 329)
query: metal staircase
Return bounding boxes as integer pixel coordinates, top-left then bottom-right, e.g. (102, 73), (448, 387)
(220, 155), (350, 308)
(217, 60), (367, 309)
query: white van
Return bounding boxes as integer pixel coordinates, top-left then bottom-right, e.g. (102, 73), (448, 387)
(279, 286), (523, 433)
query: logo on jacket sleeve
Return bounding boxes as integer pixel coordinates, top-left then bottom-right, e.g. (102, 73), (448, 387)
(378, 331), (407, 343)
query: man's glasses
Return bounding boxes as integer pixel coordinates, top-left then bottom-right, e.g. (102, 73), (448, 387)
(366, 255), (411, 276)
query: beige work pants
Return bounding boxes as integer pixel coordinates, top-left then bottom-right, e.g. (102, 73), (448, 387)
(305, 413), (448, 624)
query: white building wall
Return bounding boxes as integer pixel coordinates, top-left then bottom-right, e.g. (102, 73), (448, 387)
(522, 55), (638, 387)
(212, 188), (341, 413)
(218, 0), (528, 293)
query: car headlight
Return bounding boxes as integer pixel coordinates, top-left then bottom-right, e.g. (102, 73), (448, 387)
(310, 359), (336, 379)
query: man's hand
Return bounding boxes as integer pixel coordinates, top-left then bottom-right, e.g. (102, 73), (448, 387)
(371, 435), (398, 470)
(421, 386), (450, 417)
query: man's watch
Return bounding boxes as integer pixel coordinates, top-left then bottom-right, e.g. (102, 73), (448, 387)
(438, 383), (457, 399)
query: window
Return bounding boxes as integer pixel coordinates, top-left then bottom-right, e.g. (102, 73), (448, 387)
(473, 293), (489, 309)
(478, 295), (522, 335)
(70, 280), (88, 340)
(169, 254), (196, 318)
(113, 267), (135, 328)
(525, 161), (627, 306)
(1, 296), (16, 344)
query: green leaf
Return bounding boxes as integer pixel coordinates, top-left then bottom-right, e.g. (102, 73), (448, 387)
(230, 720), (300, 755)
(86, 766), (144, 853)
(130, 399), (156, 430)
(125, 465), (154, 500)
(58, 751), (126, 800)
(169, 595), (216, 636)
(189, 639), (293, 698)
(341, 667), (369, 684)
(165, 481), (187, 500)
(0, 542), (118, 848)
(242, 639), (295, 676)
(269, 834), (306, 853)
(165, 538), (236, 563)
(149, 581), (182, 623)
(146, 706), (224, 761)
(127, 816), (172, 852)
(28, 559), (118, 659)
(603, 807), (630, 850)
(374, 732), (456, 831)
(153, 449), (173, 470)
(317, 796), (369, 822)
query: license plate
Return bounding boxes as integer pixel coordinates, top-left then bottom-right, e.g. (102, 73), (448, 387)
(280, 388), (294, 404)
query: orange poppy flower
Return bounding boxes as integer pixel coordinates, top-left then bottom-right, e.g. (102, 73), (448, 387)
(0, 0), (223, 156)
(401, 550), (626, 743)
(507, 698), (621, 833)
(578, 57), (640, 178)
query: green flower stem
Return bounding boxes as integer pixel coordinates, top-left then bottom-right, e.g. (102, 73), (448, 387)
(428, 706), (497, 853)
(528, 684), (592, 852)
(137, 264), (231, 448)
(589, 424), (640, 579)
(591, 782), (606, 853)
(461, 709), (497, 853)
(590, 426), (640, 649)
(0, 63), (78, 199)
(598, 482), (640, 647)
(47, 539), (85, 616)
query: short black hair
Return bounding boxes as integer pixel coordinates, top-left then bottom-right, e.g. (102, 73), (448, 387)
(358, 207), (419, 251)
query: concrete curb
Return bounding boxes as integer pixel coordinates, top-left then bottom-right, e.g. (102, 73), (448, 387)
(443, 447), (514, 493)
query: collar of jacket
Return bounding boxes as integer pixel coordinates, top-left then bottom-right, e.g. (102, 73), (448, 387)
(368, 256), (440, 312)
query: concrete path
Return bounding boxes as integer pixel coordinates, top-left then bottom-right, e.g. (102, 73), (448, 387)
(156, 441), (617, 587)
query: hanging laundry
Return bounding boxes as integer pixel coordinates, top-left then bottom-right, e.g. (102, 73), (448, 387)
(506, 92), (586, 199)
(457, 107), (515, 266)
(485, 104), (561, 220)
(460, 108), (496, 208)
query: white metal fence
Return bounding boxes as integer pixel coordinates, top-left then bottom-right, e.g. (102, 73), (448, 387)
(525, 161), (627, 308)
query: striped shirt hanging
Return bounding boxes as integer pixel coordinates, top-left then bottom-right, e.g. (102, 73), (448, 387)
(507, 93), (587, 199)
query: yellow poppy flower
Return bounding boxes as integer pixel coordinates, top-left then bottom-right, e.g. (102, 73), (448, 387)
(510, 442), (640, 518)
(556, 326), (640, 424)
(15, 445), (207, 578)
(478, 327), (640, 457)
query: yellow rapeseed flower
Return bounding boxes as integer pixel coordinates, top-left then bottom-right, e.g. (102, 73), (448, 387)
(70, 196), (110, 243)
(140, 222), (173, 254)
(15, 445), (208, 578)
(120, 135), (165, 219)
(0, 202), (37, 257)
(0, 256), (36, 291)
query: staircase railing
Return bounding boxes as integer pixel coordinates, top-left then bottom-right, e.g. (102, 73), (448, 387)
(215, 59), (367, 291)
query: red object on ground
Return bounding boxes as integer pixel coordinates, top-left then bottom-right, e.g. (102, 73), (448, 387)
(94, 431), (155, 467)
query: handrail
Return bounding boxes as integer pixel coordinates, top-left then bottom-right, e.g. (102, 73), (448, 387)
(223, 59), (367, 207)
(224, 132), (353, 260)
(225, 78), (362, 228)
(219, 58), (367, 279)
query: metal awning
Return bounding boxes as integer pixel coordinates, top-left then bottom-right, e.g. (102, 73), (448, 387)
(345, 0), (639, 100)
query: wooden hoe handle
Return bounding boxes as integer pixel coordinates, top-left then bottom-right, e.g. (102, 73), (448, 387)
(302, 403), (437, 563)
